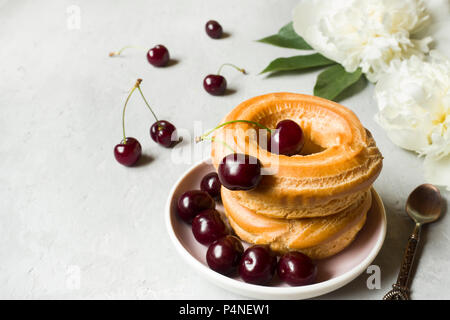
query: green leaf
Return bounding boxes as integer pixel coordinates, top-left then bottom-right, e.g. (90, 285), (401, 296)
(261, 53), (335, 74)
(257, 22), (312, 50)
(314, 65), (363, 101)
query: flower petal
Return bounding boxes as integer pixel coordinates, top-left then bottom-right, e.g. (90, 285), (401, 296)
(293, 0), (433, 82)
(374, 53), (450, 158)
(292, 0), (351, 64)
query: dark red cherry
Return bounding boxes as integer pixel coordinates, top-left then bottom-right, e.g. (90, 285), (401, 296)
(200, 172), (222, 199)
(177, 190), (215, 223)
(207, 236), (244, 275)
(239, 245), (277, 285)
(203, 64), (245, 96)
(147, 45), (170, 67)
(203, 74), (227, 96)
(218, 153), (262, 191)
(150, 120), (177, 148)
(270, 119), (305, 156)
(192, 209), (228, 245)
(205, 20), (223, 39)
(277, 252), (317, 286)
(114, 137), (142, 166)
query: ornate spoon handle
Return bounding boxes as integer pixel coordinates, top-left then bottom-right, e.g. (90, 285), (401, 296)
(383, 223), (421, 300)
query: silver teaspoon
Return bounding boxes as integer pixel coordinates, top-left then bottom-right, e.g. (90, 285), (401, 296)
(383, 184), (442, 300)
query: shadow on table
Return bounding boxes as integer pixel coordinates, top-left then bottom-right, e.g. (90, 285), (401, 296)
(167, 59), (179, 67)
(318, 196), (414, 299)
(134, 154), (154, 167)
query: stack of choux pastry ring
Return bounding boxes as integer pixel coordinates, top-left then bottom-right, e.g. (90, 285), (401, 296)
(211, 93), (383, 259)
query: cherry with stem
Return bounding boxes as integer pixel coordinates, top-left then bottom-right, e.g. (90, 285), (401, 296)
(110, 44), (170, 67)
(195, 120), (270, 190)
(203, 63), (246, 96)
(114, 79), (143, 166)
(135, 79), (179, 148)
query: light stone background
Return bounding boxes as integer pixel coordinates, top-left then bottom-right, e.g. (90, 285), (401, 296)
(1, 0), (449, 299)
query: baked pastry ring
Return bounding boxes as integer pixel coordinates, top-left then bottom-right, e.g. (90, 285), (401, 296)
(222, 187), (372, 259)
(211, 93), (382, 218)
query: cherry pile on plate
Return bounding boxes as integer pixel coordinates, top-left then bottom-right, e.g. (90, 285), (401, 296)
(177, 171), (317, 286)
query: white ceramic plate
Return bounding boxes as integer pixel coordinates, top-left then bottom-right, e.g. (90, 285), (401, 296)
(165, 159), (387, 299)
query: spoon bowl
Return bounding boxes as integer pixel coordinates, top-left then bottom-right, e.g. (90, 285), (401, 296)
(383, 183), (442, 300)
(406, 184), (442, 225)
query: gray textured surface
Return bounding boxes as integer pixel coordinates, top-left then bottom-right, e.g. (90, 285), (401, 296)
(0, 0), (448, 299)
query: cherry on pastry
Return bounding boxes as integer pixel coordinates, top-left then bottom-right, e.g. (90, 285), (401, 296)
(113, 79), (143, 166)
(134, 79), (179, 148)
(205, 20), (223, 39)
(270, 119), (305, 156)
(277, 252), (317, 286)
(203, 63), (246, 96)
(206, 235), (244, 275)
(218, 153), (262, 191)
(192, 209), (228, 245)
(109, 44), (170, 67)
(195, 120), (270, 191)
(177, 190), (215, 223)
(239, 245), (277, 285)
(200, 172), (222, 199)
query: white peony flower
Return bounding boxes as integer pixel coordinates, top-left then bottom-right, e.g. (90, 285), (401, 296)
(293, 0), (432, 82)
(375, 52), (450, 189)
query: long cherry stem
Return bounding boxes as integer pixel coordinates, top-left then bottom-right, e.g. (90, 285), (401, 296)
(135, 80), (159, 122)
(217, 63), (246, 75)
(121, 79), (142, 144)
(109, 45), (146, 57)
(196, 120), (271, 143)
(200, 136), (235, 152)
